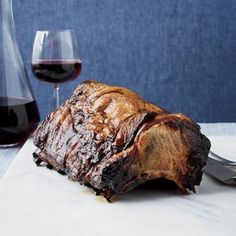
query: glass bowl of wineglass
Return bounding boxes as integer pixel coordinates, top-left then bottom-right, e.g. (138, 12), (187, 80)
(31, 29), (82, 109)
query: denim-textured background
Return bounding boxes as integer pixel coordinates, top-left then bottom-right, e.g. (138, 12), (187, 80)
(13, 0), (236, 122)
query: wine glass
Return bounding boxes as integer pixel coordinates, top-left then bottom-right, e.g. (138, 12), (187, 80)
(32, 29), (82, 109)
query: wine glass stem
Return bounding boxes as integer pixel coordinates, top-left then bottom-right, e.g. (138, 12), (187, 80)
(53, 83), (60, 109)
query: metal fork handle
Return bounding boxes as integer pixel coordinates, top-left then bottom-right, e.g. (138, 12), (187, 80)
(209, 151), (236, 166)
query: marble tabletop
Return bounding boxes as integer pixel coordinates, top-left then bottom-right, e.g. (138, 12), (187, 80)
(0, 123), (236, 236)
(0, 146), (21, 178)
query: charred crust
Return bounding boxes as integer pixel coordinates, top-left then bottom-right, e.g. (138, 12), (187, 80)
(182, 132), (211, 191)
(57, 170), (66, 175)
(101, 188), (115, 202)
(34, 157), (43, 166)
(32, 80), (211, 200)
(101, 155), (136, 194)
(46, 163), (53, 169)
(33, 152), (43, 166)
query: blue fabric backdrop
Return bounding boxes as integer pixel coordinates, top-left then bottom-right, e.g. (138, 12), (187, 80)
(13, 0), (236, 122)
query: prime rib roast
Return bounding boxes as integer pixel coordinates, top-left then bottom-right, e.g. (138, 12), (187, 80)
(33, 80), (211, 201)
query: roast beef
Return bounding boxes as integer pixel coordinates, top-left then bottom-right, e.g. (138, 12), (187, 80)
(33, 80), (211, 201)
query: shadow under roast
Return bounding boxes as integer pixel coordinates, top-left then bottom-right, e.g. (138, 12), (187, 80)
(117, 178), (180, 203)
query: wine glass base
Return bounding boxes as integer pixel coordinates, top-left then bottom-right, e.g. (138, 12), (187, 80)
(0, 142), (21, 148)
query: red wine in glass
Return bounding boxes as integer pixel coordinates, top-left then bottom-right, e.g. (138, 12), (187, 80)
(32, 60), (82, 83)
(0, 97), (40, 146)
(32, 30), (82, 109)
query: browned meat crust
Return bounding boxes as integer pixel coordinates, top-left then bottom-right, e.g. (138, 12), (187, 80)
(33, 80), (210, 201)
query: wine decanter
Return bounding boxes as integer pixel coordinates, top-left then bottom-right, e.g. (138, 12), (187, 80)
(0, 0), (40, 147)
